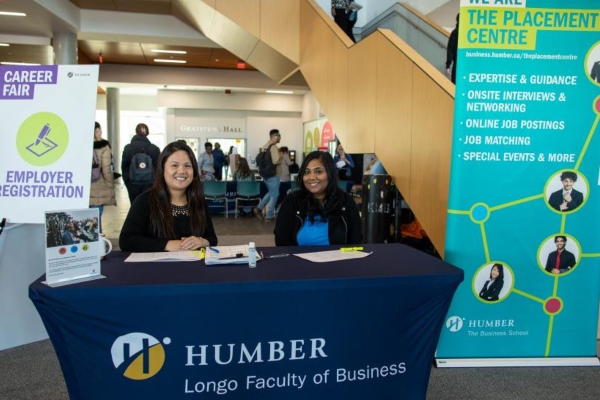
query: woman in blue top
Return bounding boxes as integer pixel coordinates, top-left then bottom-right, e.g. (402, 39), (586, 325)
(333, 144), (355, 180)
(274, 151), (362, 246)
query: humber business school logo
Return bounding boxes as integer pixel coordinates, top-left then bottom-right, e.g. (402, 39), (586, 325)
(445, 316), (464, 333)
(111, 332), (170, 380)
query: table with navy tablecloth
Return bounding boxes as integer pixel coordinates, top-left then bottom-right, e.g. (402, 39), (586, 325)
(29, 243), (463, 400)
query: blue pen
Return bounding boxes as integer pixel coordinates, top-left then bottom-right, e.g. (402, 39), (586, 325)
(209, 247), (220, 253)
(35, 124), (51, 146)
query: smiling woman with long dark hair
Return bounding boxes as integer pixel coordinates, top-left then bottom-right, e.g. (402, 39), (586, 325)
(119, 141), (218, 252)
(274, 151), (362, 246)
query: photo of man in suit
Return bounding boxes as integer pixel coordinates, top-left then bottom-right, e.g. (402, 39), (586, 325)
(545, 236), (576, 274)
(590, 60), (600, 83)
(548, 171), (584, 212)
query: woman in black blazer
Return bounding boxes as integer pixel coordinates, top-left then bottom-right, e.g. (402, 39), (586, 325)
(479, 263), (504, 301)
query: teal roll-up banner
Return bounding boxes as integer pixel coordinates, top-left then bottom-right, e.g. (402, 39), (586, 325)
(437, 0), (600, 363)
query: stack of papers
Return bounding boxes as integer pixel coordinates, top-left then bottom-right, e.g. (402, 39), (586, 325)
(125, 250), (204, 262)
(205, 245), (262, 266)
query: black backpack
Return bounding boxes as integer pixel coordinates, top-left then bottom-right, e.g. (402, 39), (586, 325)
(256, 144), (276, 178)
(129, 148), (154, 185)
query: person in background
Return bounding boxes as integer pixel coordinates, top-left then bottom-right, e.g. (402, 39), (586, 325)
(89, 122), (116, 233)
(212, 142), (226, 181)
(333, 144), (355, 180)
(331, 0), (350, 40)
(233, 157), (255, 182)
(61, 222), (79, 245)
(446, 13), (459, 84)
(364, 155), (387, 175)
(275, 151), (362, 246)
(233, 157), (255, 217)
(277, 146), (293, 182)
(347, 1), (362, 43)
(227, 145), (240, 180)
(121, 123), (160, 204)
(119, 141), (218, 252)
(253, 129), (282, 222)
(478, 263), (504, 301)
(198, 142), (215, 181)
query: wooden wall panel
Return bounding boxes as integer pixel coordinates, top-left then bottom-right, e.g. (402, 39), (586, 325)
(175, 0), (216, 36)
(374, 36), (414, 201)
(299, 0), (330, 115)
(409, 71), (454, 256)
(324, 33), (349, 145)
(261, 0), (300, 64)
(215, 0), (260, 37)
(247, 40), (299, 80)
(346, 34), (377, 154)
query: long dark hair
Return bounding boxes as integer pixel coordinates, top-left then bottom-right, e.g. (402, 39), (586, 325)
(490, 263), (504, 281)
(148, 141), (208, 238)
(296, 151), (344, 221)
(237, 157), (252, 178)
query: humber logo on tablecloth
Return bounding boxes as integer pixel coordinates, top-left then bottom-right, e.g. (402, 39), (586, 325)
(111, 332), (169, 380)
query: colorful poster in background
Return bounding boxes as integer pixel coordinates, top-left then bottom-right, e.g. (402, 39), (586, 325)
(438, 0), (600, 364)
(303, 118), (335, 155)
(0, 65), (99, 224)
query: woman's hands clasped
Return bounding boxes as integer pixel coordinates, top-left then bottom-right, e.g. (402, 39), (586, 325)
(180, 236), (209, 250)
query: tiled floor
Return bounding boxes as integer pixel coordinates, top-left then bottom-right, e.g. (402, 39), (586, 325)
(102, 183), (276, 242)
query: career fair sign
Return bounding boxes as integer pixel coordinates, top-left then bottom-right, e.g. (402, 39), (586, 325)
(0, 65), (99, 224)
(438, 0), (600, 363)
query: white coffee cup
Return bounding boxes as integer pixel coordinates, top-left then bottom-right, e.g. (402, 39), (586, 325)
(99, 233), (113, 260)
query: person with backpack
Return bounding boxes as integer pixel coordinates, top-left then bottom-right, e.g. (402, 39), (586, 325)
(89, 121), (116, 233)
(253, 129), (282, 222)
(121, 123), (161, 204)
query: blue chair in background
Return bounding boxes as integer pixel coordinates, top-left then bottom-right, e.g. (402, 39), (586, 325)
(338, 180), (349, 192)
(203, 181), (228, 217)
(234, 181), (261, 218)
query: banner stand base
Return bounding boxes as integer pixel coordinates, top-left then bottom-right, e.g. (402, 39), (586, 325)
(435, 357), (600, 368)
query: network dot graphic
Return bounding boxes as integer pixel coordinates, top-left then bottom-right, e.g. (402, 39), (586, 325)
(448, 97), (600, 357)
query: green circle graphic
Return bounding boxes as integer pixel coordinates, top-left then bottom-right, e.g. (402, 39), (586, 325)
(16, 112), (69, 166)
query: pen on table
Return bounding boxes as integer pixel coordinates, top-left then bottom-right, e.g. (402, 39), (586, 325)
(340, 247), (364, 252)
(218, 253), (244, 260)
(208, 247), (220, 253)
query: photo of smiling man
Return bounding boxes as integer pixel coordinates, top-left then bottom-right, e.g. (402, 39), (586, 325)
(547, 171), (584, 212)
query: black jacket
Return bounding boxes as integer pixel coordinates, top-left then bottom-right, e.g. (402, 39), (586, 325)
(479, 279), (503, 301)
(545, 249), (576, 273)
(274, 189), (362, 246)
(121, 135), (161, 184)
(119, 190), (218, 252)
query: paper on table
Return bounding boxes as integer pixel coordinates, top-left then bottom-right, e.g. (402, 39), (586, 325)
(294, 250), (372, 263)
(205, 245), (262, 265)
(125, 250), (204, 262)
